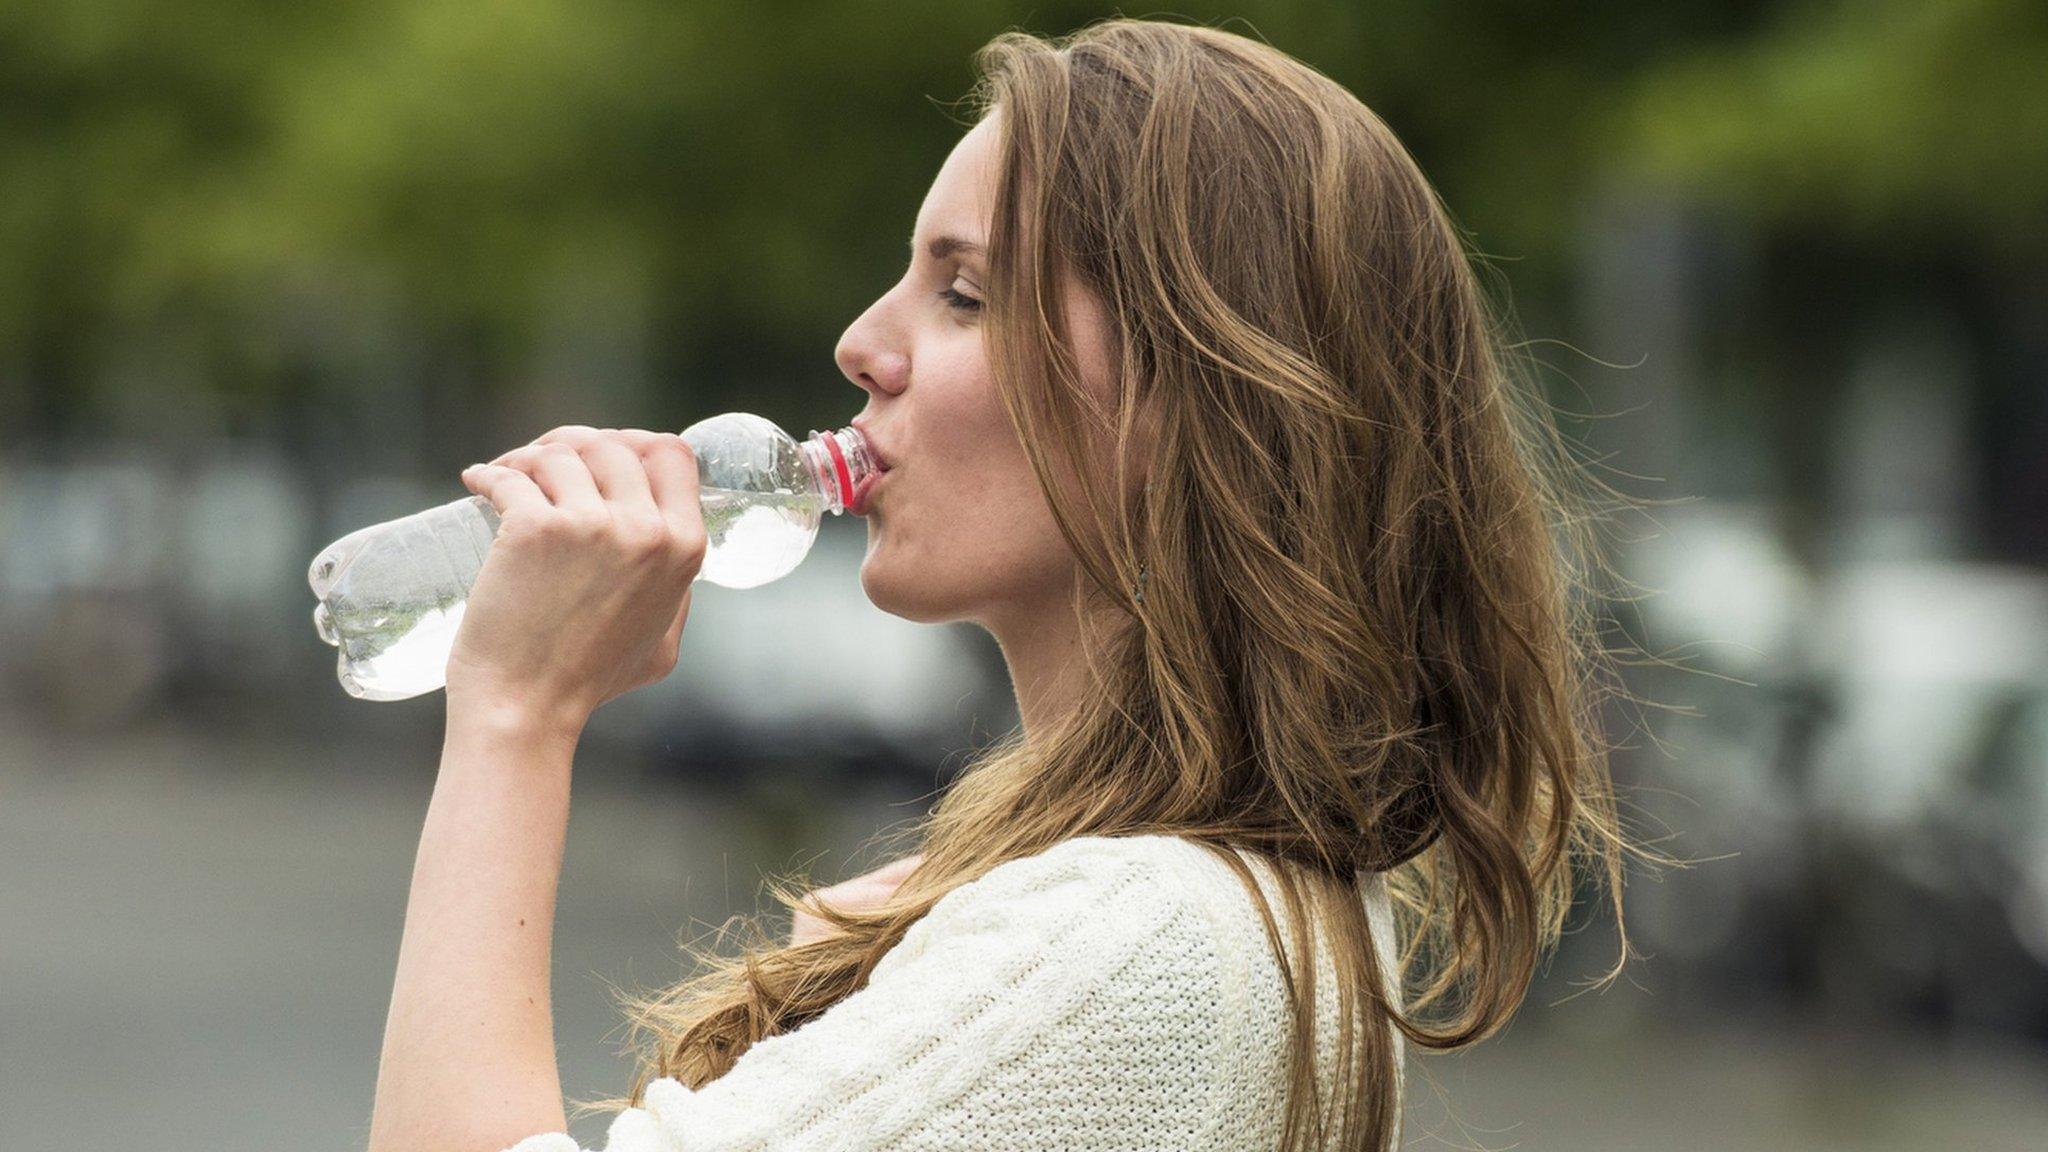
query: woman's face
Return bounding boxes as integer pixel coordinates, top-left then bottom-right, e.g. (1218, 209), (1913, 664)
(838, 113), (1117, 629)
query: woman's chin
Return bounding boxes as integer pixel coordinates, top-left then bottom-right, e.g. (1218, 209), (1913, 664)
(858, 552), (954, 624)
(856, 545), (892, 602)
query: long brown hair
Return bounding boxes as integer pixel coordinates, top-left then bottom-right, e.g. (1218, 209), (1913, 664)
(589, 18), (1667, 1151)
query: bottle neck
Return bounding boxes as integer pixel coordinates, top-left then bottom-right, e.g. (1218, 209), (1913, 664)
(798, 426), (879, 515)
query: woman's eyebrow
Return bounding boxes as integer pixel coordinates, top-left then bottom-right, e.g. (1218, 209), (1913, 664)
(917, 234), (987, 261)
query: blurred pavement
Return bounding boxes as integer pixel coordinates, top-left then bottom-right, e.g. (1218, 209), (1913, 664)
(3, 715), (2045, 1151)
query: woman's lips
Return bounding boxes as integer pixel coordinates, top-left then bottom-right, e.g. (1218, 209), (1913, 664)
(849, 468), (889, 516)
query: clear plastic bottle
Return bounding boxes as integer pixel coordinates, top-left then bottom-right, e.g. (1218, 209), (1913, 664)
(307, 413), (880, 701)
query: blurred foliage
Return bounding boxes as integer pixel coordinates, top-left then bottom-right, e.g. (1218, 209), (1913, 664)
(0, 0), (2041, 428)
(1622, 0), (2048, 260)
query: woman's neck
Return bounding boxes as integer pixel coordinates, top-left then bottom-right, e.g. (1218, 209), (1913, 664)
(986, 588), (1130, 741)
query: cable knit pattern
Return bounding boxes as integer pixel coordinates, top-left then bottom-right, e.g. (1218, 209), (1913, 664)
(504, 834), (1403, 1152)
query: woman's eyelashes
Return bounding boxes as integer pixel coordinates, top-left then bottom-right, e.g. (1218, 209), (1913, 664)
(938, 284), (983, 315)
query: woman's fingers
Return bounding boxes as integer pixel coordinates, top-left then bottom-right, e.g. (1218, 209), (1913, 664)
(868, 854), (925, 883)
(460, 461), (550, 519)
(500, 425), (679, 507)
(508, 443), (605, 514)
(827, 854), (925, 901)
(485, 433), (622, 516)
(529, 425), (657, 509)
(575, 428), (703, 546)
(640, 437), (703, 544)
(483, 427), (701, 560)
(791, 853), (926, 946)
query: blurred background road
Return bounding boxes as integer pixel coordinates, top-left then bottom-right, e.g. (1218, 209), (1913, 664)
(7, 705), (2047, 1152)
(3, 2), (2046, 1149)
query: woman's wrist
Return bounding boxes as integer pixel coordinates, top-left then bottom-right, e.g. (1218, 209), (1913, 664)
(445, 687), (590, 752)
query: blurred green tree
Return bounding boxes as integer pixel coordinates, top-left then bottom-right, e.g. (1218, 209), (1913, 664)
(0, 1), (2038, 433)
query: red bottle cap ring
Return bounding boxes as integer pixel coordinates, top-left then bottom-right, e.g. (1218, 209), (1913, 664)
(818, 430), (855, 507)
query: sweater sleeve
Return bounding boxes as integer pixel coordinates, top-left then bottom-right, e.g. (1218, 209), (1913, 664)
(501, 836), (1228, 1152)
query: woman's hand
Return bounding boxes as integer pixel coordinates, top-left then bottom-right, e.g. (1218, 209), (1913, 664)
(447, 425), (706, 735)
(791, 854), (926, 946)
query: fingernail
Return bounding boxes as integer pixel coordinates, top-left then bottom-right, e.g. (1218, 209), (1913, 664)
(463, 463), (484, 474)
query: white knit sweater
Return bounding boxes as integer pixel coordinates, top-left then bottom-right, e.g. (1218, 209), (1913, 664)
(505, 833), (1404, 1152)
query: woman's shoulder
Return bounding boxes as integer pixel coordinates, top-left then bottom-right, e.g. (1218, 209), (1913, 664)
(904, 833), (1289, 937)
(928, 833), (1394, 920)
(1030, 835), (1406, 1076)
(982, 834), (1405, 1145)
(871, 833), (1220, 975)
(849, 835), (1401, 1151)
(990, 833), (1395, 922)
(905, 833), (1396, 985)
(861, 833), (1297, 1007)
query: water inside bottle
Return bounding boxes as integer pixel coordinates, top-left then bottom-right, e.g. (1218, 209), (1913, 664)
(337, 601), (470, 700)
(310, 495), (497, 701)
(697, 485), (827, 588)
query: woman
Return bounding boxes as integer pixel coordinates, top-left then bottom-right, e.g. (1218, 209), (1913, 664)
(365, 18), (1644, 1152)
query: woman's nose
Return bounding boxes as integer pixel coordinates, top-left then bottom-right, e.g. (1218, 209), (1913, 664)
(835, 318), (910, 396)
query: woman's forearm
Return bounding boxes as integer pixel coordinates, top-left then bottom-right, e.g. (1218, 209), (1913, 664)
(365, 701), (587, 1152)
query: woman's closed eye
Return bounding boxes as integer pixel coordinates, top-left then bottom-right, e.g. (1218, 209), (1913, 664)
(938, 284), (983, 315)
